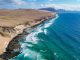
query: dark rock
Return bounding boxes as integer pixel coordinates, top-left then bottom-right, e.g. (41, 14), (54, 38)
(0, 34), (23, 60)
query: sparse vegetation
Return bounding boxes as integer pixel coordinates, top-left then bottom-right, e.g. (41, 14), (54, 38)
(0, 9), (55, 60)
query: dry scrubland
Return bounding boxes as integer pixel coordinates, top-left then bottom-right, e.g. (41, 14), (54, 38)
(0, 9), (56, 60)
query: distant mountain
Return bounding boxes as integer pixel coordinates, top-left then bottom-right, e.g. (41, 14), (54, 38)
(40, 7), (56, 12)
(40, 7), (80, 13)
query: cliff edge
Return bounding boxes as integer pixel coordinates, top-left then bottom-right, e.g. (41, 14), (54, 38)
(0, 9), (56, 60)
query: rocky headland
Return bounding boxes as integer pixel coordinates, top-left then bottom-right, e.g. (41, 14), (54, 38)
(0, 9), (56, 60)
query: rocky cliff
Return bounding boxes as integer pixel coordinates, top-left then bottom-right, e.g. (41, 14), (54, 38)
(0, 9), (56, 60)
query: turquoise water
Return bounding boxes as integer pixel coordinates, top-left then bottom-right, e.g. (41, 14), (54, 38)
(10, 12), (80, 60)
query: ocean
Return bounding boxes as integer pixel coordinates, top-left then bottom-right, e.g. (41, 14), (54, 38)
(10, 12), (80, 60)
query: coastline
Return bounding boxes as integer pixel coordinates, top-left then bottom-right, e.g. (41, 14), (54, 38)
(0, 9), (56, 60)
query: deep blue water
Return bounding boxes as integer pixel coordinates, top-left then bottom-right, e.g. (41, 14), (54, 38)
(10, 12), (80, 60)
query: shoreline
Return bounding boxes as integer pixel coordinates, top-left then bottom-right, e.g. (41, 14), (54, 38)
(0, 16), (56, 60)
(0, 9), (56, 60)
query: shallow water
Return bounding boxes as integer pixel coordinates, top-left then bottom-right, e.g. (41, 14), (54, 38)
(10, 12), (80, 60)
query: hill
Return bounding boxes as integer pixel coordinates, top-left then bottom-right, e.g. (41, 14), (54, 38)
(0, 9), (56, 60)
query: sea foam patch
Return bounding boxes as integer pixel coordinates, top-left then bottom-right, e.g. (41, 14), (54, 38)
(25, 32), (39, 44)
(21, 14), (58, 50)
(11, 14), (58, 60)
(35, 14), (58, 35)
(44, 14), (58, 28)
(19, 15), (58, 60)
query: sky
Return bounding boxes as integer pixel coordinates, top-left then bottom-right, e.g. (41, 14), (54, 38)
(0, 0), (80, 9)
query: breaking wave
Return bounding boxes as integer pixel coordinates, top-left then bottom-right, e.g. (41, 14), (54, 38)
(10, 13), (80, 60)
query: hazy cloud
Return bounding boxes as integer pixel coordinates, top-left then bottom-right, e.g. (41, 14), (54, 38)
(0, 0), (11, 5)
(44, 4), (80, 11)
(11, 0), (27, 5)
(0, 0), (27, 5)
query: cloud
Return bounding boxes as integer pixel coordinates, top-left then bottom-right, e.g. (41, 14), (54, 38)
(44, 4), (80, 11)
(77, 0), (80, 2)
(40, 4), (44, 7)
(0, 0), (11, 5)
(49, 0), (53, 2)
(0, 0), (27, 5)
(11, 0), (27, 5)
(32, 0), (37, 2)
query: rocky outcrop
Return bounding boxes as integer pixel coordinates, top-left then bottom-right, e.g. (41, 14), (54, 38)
(0, 9), (56, 60)
(0, 14), (55, 37)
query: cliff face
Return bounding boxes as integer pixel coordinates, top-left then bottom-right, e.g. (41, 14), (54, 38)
(0, 9), (56, 60)
(0, 9), (56, 37)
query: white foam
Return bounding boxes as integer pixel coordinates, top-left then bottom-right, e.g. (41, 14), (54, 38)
(44, 14), (58, 28)
(44, 29), (47, 34)
(24, 53), (29, 57)
(23, 14), (58, 50)
(44, 20), (53, 28)
(35, 14), (58, 35)
(19, 16), (59, 60)
(21, 43), (33, 48)
(36, 26), (43, 33)
(25, 32), (39, 44)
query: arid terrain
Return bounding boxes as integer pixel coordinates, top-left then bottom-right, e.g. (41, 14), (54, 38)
(0, 9), (56, 60)
(0, 9), (55, 27)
